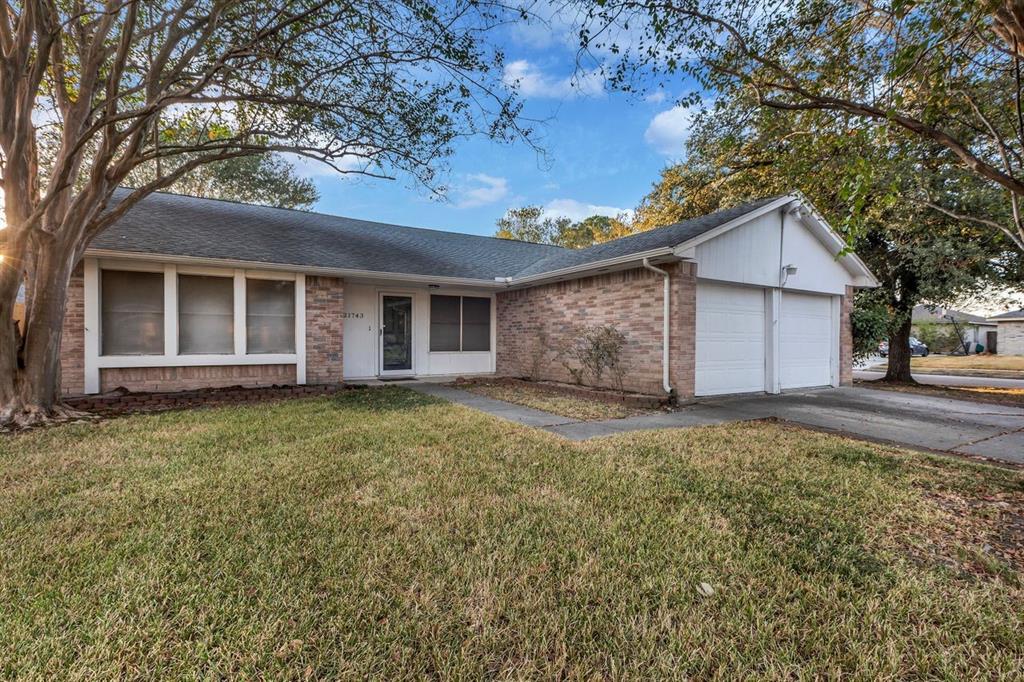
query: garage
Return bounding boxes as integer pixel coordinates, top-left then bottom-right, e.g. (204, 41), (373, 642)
(695, 282), (765, 396)
(779, 292), (835, 390)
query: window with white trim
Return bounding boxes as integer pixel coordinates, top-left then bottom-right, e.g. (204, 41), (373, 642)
(178, 274), (234, 354)
(246, 279), (295, 353)
(100, 269), (164, 355)
(429, 295), (491, 352)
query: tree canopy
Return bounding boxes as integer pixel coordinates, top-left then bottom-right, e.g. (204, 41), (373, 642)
(577, 0), (1024, 251)
(0, 0), (529, 424)
(495, 207), (631, 248)
(128, 153), (319, 209)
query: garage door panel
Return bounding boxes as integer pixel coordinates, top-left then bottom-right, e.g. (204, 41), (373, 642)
(696, 283), (765, 396)
(780, 292), (833, 390)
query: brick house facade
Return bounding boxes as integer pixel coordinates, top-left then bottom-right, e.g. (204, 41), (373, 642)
(58, 191), (874, 398)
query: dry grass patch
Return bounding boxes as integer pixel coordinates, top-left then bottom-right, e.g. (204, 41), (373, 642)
(860, 380), (1024, 407)
(1, 387), (1022, 678)
(910, 355), (1024, 373)
(460, 380), (645, 420)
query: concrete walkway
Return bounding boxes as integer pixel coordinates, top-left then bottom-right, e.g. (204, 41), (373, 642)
(407, 382), (579, 428)
(408, 382), (1024, 465)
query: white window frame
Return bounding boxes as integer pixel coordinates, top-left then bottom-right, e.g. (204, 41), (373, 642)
(83, 258), (305, 393)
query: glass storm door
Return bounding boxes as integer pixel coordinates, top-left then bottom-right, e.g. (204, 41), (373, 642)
(380, 295), (413, 374)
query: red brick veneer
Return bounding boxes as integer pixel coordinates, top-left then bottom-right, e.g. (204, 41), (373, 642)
(840, 285), (854, 386)
(60, 265), (86, 395)
(305, 275), (345, 384)
(495, 262), (697, 397)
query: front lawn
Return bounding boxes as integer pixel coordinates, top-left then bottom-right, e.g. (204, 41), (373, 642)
(2, 388), (1022, 678)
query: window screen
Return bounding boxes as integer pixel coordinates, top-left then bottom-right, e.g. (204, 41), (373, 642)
(178, 274), (233, 354)
(429, 295), (461, 351)
(430, 295), (491, 352)
(246, 279), (295, 353)
(461, 297), (491, 351)
(101, 269), (164, 355)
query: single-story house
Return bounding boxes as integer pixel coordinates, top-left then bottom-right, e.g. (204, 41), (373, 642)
(60, 190), (877, 399)
(987, 309), (1024, 355)
(911, 305), (998, 353)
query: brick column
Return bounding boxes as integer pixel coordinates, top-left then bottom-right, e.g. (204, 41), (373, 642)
(839, 285), (854, 386)
(304, 275), (344, 384)
(60, 264), (86, 396)
(668, 261), (697, 399)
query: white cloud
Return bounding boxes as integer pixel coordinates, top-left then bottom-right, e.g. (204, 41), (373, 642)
(644, 91), (667, 104)
(644, 105), (699, 156)
(456, 173), (509, 208)
(542, 198), (632, 222)
(502, 59), (605, 99)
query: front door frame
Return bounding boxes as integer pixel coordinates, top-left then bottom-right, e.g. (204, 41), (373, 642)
(378, 291), (416, 376)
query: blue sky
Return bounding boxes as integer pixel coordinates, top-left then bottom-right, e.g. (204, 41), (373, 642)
(294, 15), (696, 237)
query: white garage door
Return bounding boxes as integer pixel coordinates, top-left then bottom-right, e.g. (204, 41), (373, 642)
(696, 282), (765, 396)
(780, 292), (833, 390)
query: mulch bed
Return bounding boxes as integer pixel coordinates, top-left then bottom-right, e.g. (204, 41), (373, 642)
(452, 376), (670, 409)
(65, 382), (362, 417)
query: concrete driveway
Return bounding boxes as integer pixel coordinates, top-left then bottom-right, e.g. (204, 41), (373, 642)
(549, 386), (1024, 464)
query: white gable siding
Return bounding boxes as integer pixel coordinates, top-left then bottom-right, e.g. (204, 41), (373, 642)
(779, 212), (851, 295)
(694, 209), (853, 295)
(694, 211), (782, 287)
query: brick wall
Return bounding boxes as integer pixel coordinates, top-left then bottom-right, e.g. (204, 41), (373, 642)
(839, 285), (854, 386)
(100, 364), (296, 393)
(60, 265), (86, 395)
(305, 275), (345, 383)
(495, 262), (696, 397)
(998, 320), (1024, 355)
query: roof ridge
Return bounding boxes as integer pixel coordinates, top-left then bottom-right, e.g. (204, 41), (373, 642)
(115, 187), (567, 251)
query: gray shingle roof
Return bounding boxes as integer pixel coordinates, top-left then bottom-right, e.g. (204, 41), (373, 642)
(91, 190), (786, 281)
(989, 309), (1024, 320)
(911, 305), (990, 325)
(512, 196), (784, 278)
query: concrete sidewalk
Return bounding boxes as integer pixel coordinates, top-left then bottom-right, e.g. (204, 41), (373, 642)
(409, 382), (1024, 465)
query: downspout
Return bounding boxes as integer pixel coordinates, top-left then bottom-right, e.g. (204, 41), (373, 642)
(642, 258), (673, 395)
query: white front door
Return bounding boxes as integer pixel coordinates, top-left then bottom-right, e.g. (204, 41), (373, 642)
(695, 282), (766, 396)
(779, 292), (834, 390)
(379, 294), (414, 375)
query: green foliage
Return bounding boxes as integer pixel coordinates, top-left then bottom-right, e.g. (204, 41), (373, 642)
(851, 300), (889, 362)
(495, 208), (631, 248)
(913, 322), (964, 354)
(128, 153), (319, 209)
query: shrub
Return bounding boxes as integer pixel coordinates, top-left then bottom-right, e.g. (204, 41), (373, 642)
(561, 325), (629, 389)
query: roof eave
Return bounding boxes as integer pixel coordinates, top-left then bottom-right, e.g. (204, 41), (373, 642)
(503, 247), (680, 289)
(85, 248), (508, 289)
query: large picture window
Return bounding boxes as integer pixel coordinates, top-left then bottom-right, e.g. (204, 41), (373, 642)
(178, 274), (234, 354)
(100, 269), (165, 356)
(429, 295), (491, 352)
(246, 279), (295, 353)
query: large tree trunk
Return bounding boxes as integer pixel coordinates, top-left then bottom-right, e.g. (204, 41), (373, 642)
(884, 314), (916, 383)
(0, 238), (80, 428)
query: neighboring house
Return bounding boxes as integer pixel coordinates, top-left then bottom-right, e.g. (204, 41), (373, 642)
(987, 310), (1024, 355)
(911, 306), (998, 352)
(60, 190), (877, 399)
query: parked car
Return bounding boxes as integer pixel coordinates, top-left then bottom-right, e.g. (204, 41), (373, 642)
(878, 337), (929, 357)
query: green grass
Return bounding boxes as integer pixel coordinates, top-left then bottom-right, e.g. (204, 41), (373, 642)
(1, 387), (1022, 678)
(460, 380), (643, 420)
